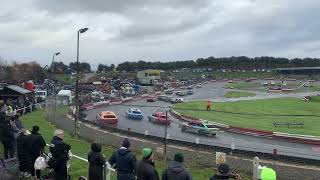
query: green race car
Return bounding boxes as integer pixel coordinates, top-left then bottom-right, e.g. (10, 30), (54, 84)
(180, 121), (219, 136)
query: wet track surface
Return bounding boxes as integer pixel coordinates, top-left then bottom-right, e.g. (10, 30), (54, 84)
(85, 82), (320, 160)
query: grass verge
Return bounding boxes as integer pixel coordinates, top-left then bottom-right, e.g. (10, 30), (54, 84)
(174, 97), (320, 136)
(224, 91), (256, 98)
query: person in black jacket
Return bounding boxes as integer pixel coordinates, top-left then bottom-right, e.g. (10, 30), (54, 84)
(29, 125), (46, 178)
(109, 138), (137, 180)
(49, 129), (71, 180)
(136, 148), (159, 180)
(210, 164), (240, 180)
(0, 113), (15, 159)
(88, 142), (106, 180)
(162, 153), (192, 180)
(17, 129), (32, 175)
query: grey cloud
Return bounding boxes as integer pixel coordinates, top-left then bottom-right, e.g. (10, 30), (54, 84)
(35, 0), (209, 14)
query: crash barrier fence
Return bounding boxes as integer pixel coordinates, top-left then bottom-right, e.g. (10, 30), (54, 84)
(170, 109), (320, 145)
(81, 91), (163, 110)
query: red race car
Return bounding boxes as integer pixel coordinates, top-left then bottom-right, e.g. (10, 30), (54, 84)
(148, 112), (171, 125)
(147, 96), (156, 102)
(96, 111), (118, 127)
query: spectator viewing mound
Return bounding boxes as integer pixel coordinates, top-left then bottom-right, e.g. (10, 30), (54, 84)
(173, 96), (320, 136)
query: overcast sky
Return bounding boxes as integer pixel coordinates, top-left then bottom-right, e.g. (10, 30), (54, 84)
(1, 0), (320, 69)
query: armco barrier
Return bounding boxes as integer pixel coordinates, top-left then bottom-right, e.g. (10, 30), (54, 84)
(170, 109), (320, 145)
(226, 126), (273, 138)
(273, 132), (320, 145)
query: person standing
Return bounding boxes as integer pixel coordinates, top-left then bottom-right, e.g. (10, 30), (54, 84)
(88, 142), (106, 180)
(29, 125), (46, 178)
(209, 164), (241, 180)
(109, 138), (137, 180)
(207, 100), (212, 111)
(49, 129), (71, 180)
(162, 153), (192, 180)
(0, 113), (15, 159)
(17, 129), (32, 176)
(136, 148), (159, 180)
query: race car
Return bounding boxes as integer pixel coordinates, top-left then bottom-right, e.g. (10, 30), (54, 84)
(147, 96), (156, 102)
(148, 112), (171, 125)
(180, 121), (218, 136)
(96, 111), (118, 127)
(125, 108), (143, 119)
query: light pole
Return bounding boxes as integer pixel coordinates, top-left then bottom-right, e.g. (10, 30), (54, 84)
(75, 28), (89, 137)
(51, 52), (61, 81)
(51, 52), (60, 94)
(51, 52), (60, 123)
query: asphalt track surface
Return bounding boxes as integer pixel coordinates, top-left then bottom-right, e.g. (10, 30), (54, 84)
(85, 82), (320, 160)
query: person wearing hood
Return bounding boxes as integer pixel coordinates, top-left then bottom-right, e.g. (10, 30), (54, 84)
(162, 153), (192, 180)
(29, 125), (46, 178)
(88, 142), (106, 180)
(136, 148), (159, 180)
(109, 138), (137, 180)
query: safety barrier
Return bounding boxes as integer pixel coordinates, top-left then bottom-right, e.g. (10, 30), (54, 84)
(170, 108), (320, 145)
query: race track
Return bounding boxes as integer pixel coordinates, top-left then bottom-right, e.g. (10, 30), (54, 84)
(85, 82), (320, 160)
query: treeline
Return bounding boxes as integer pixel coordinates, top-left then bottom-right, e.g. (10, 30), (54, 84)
(0, 61), (46, 83)
(116, 57), (320, 72)
(52, 62), (91, 73)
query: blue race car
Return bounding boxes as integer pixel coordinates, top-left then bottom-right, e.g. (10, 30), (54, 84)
(125, 108), (143, 119)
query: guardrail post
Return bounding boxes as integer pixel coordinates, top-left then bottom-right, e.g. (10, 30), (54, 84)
(104, 162), (112, 180)
(253, 157), (259, 180)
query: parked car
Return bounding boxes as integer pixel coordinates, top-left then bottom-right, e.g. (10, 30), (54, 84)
(158, 95), (167, 100)
(180, 121), (218, 136)
(158, 95), (173, 102)
(176, 91), (187, 96)
(196, 84), (202, 88)
(148, 112), (171, 125)
(164, 90), (173, 94)
(125, 108), (143, 119)
(171, 98), (184, 104)
(187, 90), (193, 95)
(96, 111), (118, 127)
(147, 96), (156, 102)
(187, 86), (193, 90)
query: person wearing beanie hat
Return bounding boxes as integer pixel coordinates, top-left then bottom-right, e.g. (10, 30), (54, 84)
(136, 148), (159, 180)
(29, 125), (46, 178)
(162, 152), (192, 180)
(122, 138), (130, 148)
(88, 142), (106, 180)
(210, 163), (241, 180)
(109, 138), (137, 180)
(261, 167), (276, 180)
